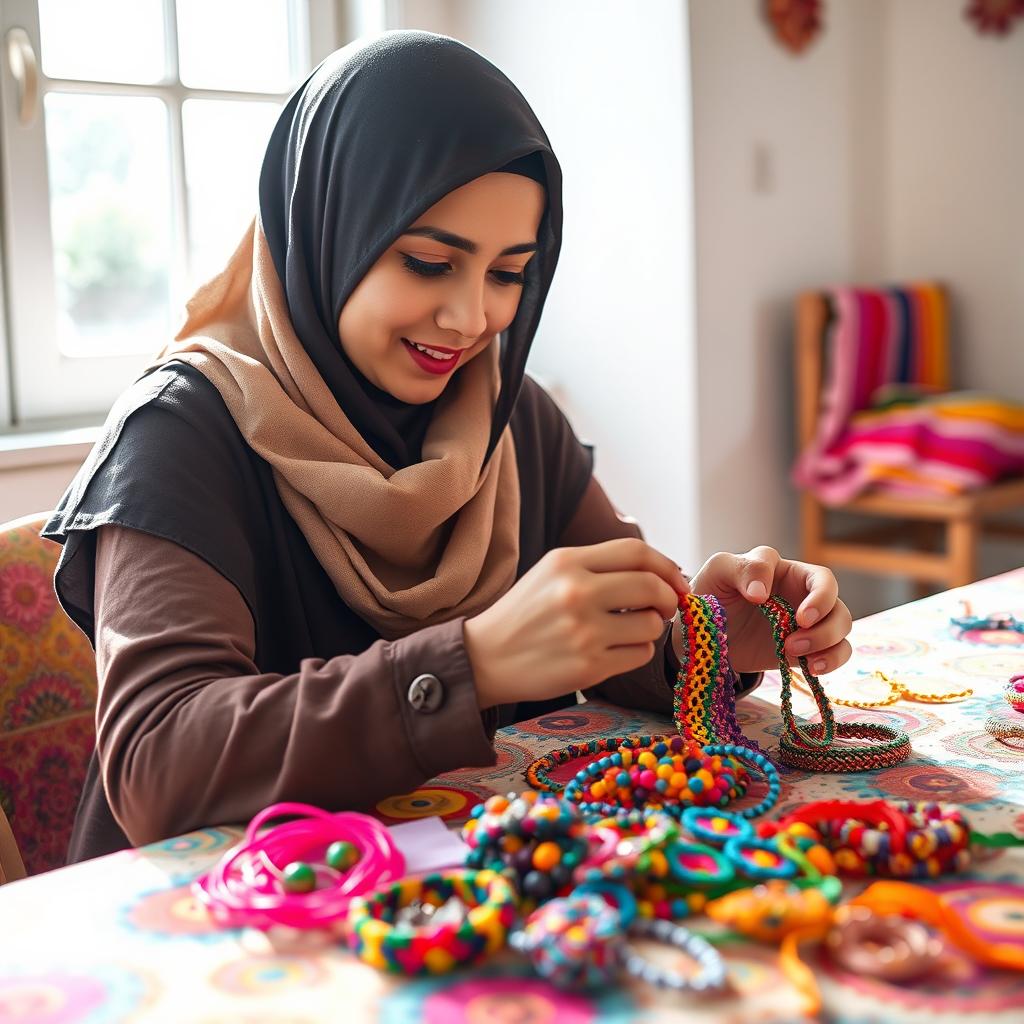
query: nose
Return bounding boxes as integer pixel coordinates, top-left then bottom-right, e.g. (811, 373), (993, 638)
(434, 274), (488, 342)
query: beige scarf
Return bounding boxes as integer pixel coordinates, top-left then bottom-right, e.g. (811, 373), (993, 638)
(151, 219), (521, 640)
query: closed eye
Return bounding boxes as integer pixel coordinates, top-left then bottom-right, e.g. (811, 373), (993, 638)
(400, 254), (526, 287)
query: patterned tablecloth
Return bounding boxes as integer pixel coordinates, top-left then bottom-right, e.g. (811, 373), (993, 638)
(2, 569), (1024, 1023)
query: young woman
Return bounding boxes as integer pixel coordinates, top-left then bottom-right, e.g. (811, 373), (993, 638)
(44, 30), (852, 861)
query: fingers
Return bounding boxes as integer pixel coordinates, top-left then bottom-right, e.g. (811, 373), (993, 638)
(571, 538), (690, 598)
(694, 547), (781, 603)
(591, 571), (680, 621)
(781, 560), (840, 629)
(785, 599), (853, 668)
(793, 637), (853, 676)
(605, 607), (670, 648)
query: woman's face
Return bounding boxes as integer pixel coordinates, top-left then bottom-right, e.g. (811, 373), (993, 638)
(337, 171), (545, 404)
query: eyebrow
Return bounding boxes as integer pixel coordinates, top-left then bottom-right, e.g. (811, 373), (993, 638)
(402, 226), (538, 257)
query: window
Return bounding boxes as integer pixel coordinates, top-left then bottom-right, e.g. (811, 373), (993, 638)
(0, 0), (342, 427)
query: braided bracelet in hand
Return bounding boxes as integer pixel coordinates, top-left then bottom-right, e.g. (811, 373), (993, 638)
(752, 594), (911, 771)
(673, 593), (910, 771)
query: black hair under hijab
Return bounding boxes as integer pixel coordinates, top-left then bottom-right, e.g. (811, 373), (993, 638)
(258, 30), (563, 470)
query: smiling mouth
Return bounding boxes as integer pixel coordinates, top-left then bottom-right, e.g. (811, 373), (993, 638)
(402, 338), (460, 361)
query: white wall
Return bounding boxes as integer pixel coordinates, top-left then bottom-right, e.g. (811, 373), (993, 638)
(396, 0), (701, 567)
(883, 0), (1024, 395)
(688, 0), (886, 568)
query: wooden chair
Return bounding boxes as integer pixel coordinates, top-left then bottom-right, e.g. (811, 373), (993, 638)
(796, 292), (1024, 593)
(0, 513), (98, 880)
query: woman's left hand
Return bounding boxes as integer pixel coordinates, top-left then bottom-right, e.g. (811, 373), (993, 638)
(686, 546), (853, 675)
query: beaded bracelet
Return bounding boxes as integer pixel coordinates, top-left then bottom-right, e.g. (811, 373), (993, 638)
(762, 799), (971, 878)
(461, 792), (589, 904)
(525, 734), (670, 794)
(985, 710), (1024, 748)
(346, 870), (518, 975)
(623, 917), (729, 992)
(512, 891), (729, 992)
(757, 594), (912, 771)
(561, 737), (752, 821)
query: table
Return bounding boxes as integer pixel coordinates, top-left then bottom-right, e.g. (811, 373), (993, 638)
(2, 569), (1023, 1023)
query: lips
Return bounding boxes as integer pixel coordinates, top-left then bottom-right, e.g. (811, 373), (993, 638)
(402, 338), (462, 376)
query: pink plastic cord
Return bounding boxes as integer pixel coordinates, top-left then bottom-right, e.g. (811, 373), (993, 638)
(192, 802), (405, 930)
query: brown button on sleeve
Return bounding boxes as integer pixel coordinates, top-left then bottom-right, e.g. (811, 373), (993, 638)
(93, 525), (496, 846)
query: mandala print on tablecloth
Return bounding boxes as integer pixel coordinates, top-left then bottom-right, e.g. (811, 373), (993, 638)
(941, 725), (1024, 765)
(443, 736), (533, 784)
(851, 634), (930, 660)
(378, 964), (637, 1024)
(374, 783), (494, 826)
(949, 652), (1024, 680)
(121, 885), (228, 942)
(0, 964), (157, 1023)
(508, 707), (625, 740)
(837, 762), (1005, 805)
(210, 956), (328, 996)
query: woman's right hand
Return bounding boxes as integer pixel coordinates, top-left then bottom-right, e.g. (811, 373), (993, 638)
(463, 537), (688, 708)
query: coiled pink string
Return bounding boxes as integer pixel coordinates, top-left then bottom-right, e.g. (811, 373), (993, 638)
(193, 802), (405, 930)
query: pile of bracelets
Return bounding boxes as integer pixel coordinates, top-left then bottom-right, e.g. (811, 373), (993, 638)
(756, 594), (912, 771)
(675, 593), (763, 752)
(461, 791), (589, 904)
(760, 799), (971, 878)
(347, 869), (517, 975)
(559, 737), (783, 822)
(192, 802), (405, 930)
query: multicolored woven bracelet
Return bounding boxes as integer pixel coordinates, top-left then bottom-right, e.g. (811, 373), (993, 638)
(674, 594), (763, 753)
(346, 869), (517, 975)
(757, 594), (912, 771)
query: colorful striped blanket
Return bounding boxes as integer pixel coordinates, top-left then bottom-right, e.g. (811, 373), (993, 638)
(792, 284), (1024, 503)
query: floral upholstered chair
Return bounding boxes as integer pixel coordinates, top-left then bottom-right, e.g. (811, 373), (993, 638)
(0, 513), (97, 878)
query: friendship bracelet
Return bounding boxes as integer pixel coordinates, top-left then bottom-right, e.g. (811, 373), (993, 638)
(757, 594), (912, 771)
(674, 594), (762, 753)
(347, 869), (517, 975)
(825, 904), (944, 982)
(985, 710), (1024, 748)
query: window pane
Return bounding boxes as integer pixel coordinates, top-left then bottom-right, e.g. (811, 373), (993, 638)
(182, 99), (280, 285)
(177, 0), (297, 93)
(45, 93), (174, 357)
(39, 0), (166, 85)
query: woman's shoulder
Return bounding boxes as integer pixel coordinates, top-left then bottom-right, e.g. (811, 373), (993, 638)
(44, 362), (260, 543)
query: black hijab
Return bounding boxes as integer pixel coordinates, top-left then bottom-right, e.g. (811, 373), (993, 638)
(258, 29), (563, 469)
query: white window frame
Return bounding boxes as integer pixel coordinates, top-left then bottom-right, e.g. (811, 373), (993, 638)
(0, 0), (346, 429)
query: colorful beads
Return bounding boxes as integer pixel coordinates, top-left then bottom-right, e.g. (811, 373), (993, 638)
(526, 735), (669, 794)
(462, 792), (589, 904)
(622, 918), (729, 992)
(347, 870), (518, 975)
(762, 799), (971, 878)
(511, 892), (623, 988)
(561, 737), (751, 821)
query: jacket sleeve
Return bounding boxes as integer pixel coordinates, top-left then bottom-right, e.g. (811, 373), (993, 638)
(562, 477), (763, 714)
(93, 524), (496, 846)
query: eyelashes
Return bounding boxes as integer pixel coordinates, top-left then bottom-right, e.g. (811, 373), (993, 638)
(400, 253), (526, 287)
